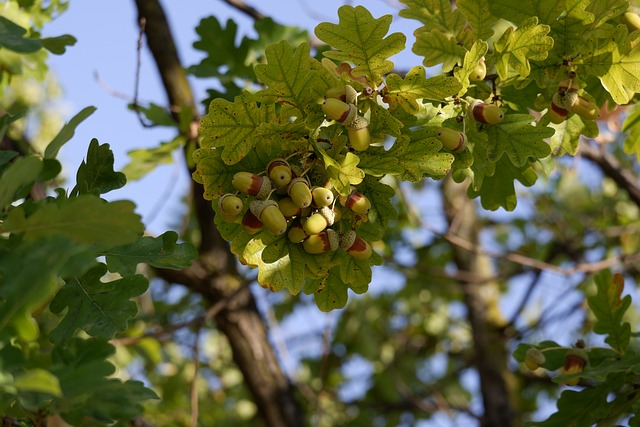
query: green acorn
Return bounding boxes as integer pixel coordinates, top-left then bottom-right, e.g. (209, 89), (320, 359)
(242, 209), (263, 234)
(266, 158), (293, 188)
(287, 221), (308, 243)
(278, 197), (302, 218)
(311, 186), (335, 208)
(302, 207), (336, 235)
(325, 84), (358, 103)
(232, 172), (271, 199)
(339, 230), (373, 260)
(561, 348), (588, 386)
(322, 98), (357, 126)
(524, 347), (546, 370)
(347, 116), (370, 151)
(571, 96), (599, 121)
(288, 177), (313, 208)
(218, 193), (244, 217)
(469, 101), (504, 125)
(302, 229), (339, 254)
(436, 128), (467, 152)
(340, 188), (371, 215)
(250, 200), (288, 236)
(469, 57), (486, 81)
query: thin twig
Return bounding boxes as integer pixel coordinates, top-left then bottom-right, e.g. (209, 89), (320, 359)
(221, 0), (266, 20)
(132, 17), (155, 128)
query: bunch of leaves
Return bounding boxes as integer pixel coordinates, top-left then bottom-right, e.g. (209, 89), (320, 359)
(0, 108), (197, 424)
(513, 270), (640, 426)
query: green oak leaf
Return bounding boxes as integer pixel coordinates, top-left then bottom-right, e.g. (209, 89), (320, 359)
(622, 104), (640, 161)
(71, 139), (126, 196)
(41, 34), (76, 55)
(4, 195), (143, 249)
(586, 0), (628, 28)
(257, 238), (307, 295)
(583, 25), (640, 104)
(0, 16), (42, 53)
(412, 28), (466, 72)
(339, 254), (372, 294)
(466, 126), (494, 192)
(483, 114), (553, 167)
(399, 0), (466, 36)
(588, 270), (631, 354)
(128, 102), (175, 127)
(493, 17), (553, 81)
(387, 132), (454, 181)
(44, 106), (96, 160)
(102, 231), (197, 277)
(49, 264), (148, 345)
(0, 236), (82, 341)
(313, 269), (349, 311)
(454, 41), (488, 95)
(488, 0), (565, 27)
(548, 114), (598, 156)
(315, 5), (406, 86)
(357, 175), (397, 227)
(255, 41), (330, 119)
(322, 151), (365, 194)
(122, 136), (184, 181)
(368, 102), (403, 142)
(13, 368), (61, 397)
(384, 66), (462, 114)
(199, 91), (278, 165)
(457, 0), (498, 40)
(0, 155), (42, 210)
(468, 156), (538, 211)
(358, 146), (405, 177)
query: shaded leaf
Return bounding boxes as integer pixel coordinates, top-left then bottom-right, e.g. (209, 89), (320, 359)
(103, 231), (197, 277)
(385, 66), (461, 114)
(71, 139), (126, 196)
(41, 34), (76, 54)
(14, 369), (61, 397)
(588, 270), (631, 354)
(457, 0), (497, 40)
(313, 270), (349, 311)
(387, 133), (454, 181)
(412, 28), (466, 72)
(49, 264), (148, 345)
(0, 155), (42, 209)
(399, 0), (465, 35)
(0, 15), (41, 53)
(484, 114), (553, 167)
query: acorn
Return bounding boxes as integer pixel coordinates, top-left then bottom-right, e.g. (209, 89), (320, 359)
(524, 347), (546, 370)
(287, 221), (309, 243)
(242, 209), (263, 234)
(347, 116), (370, 151)
(232, 172), (271, 199)
(218, 193), (244, 217)
(339, 230), (373, 260)
(250, 200), (288, 236)
(288, 177), (313, 208)
(311, 186), (335, 208)
(322, 98), (357, 126)
(571, 96), (599, 121)
(325, 84), (358, 103)
(469, 101), (504, 125)
(302, 229), (339, 254)
(278, 197), (302, 218)
(622, 11), (640, 33)
(266, 158), (293, 188)
(302, 207), (336, 235)
(340, 188), (371, 215)
(436, 127), (467, 152)
(561, 348), (588, 386)
(469, 57), (486, 81)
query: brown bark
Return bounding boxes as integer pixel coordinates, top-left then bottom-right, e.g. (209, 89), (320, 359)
(132, 1), (305, 425)
(442, 177), (515, 427)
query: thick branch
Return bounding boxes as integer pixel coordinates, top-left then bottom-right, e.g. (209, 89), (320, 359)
(442, 177), (515, 427)
(579, 142), (640, 209)
(132, 1), (305, 425)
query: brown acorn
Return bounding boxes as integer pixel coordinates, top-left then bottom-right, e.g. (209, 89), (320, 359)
(469, 101), (504, 125)
(242, 209), (263, 234)
(339, 230), (373, 260)
(302, 229), (339, 254)
(340, 188), (371, 215)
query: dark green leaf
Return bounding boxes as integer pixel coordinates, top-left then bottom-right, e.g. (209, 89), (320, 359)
(0, 15), (42, 53)
(71, 139), (126, 196)
(0, 155), (42, 209)
(41, 34), (76, 54)
(44, 106), (96, 159)
(588, 270), (632, 354)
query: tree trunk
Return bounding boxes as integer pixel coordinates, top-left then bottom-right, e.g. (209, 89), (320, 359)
(441, 177), (515, 427)
(132, 1), (305, 425)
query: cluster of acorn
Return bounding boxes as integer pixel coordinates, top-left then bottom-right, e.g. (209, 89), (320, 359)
(321, 84), (371, 151)
(549, 78), (600, 124)
(524, 340), (588, 386)
(435, 99), (505, 153)
(216, 156), (374, 260)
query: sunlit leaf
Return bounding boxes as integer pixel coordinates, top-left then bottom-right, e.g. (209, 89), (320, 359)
(412, 27), (466, 72)
(385, 67), (461, 114)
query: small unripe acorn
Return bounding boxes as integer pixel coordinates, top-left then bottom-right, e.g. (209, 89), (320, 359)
(622, 11), (640, 33)
(325, 84), (358, 103)
(322, 98), (357, 126)
(287, 221), (308, 243)
(347, 116), (371, 151)
(302, 207), (336, 235)
(278, 197), (301, 218)
(571, 96), (599, 121)
(302, 229), (339, 254)
(266, 158), (293, 188)
(340, 189), (371, 215)
(312, 186), (335, 208)
(250, 200), (288, 236)
(218, 193), (244, 216)
(524, 347), (546, 370)
(288, 177), (313, 208)
(469, 101), (504, 125)
(561, 349), (588, 386)
(469, 57), (486, 81)
(339, 230), (373, 260)
(242, 209), (263, 234)
(232, 172), (271, 199)
(436, 127), (467, 152)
